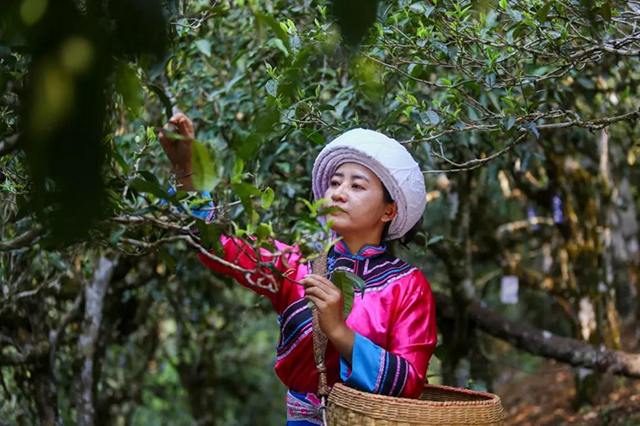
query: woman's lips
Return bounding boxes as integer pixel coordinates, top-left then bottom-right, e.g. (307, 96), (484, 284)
(326, 205), (346, 215)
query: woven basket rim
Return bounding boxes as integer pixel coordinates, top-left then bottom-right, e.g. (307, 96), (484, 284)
(329, 383), (503, 408)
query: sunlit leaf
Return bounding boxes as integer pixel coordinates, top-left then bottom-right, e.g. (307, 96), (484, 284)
(262, 187), (275, 209)
(256, 223), (274, 241)
(115, 62), (144, 117)
(195, 39), (212, 57)
(427, 235), (444, 246)
(191, 140), (216, 190)
(266, 79), (278, 97)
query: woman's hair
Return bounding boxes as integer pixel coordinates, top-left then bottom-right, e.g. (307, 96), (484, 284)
(381, 186), (421, 247)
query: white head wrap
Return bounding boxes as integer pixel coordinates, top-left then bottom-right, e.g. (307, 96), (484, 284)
(312, 128), (427, 240)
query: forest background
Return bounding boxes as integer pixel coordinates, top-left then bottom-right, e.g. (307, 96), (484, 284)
(1, 0), (640, 425)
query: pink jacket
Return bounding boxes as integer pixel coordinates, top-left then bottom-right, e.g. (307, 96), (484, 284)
(199, 236), (437, 398)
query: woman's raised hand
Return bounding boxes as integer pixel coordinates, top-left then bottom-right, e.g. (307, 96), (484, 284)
(158, 113), (194, 173)
(158, 113), (195, 190)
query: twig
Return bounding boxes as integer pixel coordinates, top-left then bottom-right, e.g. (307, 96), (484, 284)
(424, 133), (529, 174)
(0, 224), (43, 252)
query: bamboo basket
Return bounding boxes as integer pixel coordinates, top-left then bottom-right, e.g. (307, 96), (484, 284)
(326, 383), (505, 426)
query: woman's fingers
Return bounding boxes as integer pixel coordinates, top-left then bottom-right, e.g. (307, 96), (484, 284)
(179, 116), (194, 138)
(304, 296), (326, 312)
(169, 112), (186, 124)
(165, 113), (194, 139)
(301, 274), (340, 293)
(301, 278), (332, 299)
(167, 114), (194, 139)
(301, 275), (343, 310)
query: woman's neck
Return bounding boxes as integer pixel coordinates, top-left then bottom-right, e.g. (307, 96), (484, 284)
(340, 234), (383, 255)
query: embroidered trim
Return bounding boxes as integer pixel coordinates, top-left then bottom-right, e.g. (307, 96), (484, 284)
(277, 299), (312, 361)
(360, 267), (417, 294)
(286, 391), (323, 424)
(329, 246), (416, 295)
(277, 325), (312, 361)
(373, 350), (387, 393)
(375, 351), (409, 397)
(333, 240), (387, 260)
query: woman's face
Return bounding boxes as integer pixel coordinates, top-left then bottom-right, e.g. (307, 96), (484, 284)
(323, 162), (396, 238)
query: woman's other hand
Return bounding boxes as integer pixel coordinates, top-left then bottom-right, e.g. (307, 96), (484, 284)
(301, 274), (355, 362)
(158, 113), (195, 190)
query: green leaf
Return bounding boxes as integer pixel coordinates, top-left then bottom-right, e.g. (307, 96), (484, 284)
(423, 5), (435, 18)
(195, 39), (212, 57)
(254, 12), (291, 45)
(255, 222), (273, 241)
(232, 158), (244, 184)
(332, 270), (356, 318)
(196, 220), (224, 255)
(147, 83), (174, 119)
(232, 183), (263, 213)
(536, 1), (553, 23)
(422, 110), (440, 125)
(128, 177), (168, 199)
(506, 115), (516, 131)
(345, 271), (366, 298)
(599, 3), (612, 22)
(427, 235), (444, 246)
(191, 140), (217, 190)
(261, 187), (275, 209)
(272, 39), (289, 57)
(138, 170), (160, 185)
(529, 121), (540, 139)
(115, 62), (144, 117)
(485, 73), (496, 88)
(109, 227), (126, 245)
(317, 206), (343, 216)
(233, 183), (263, 198)
(266, 79), (278, 97)
(111, 149), (130, 175)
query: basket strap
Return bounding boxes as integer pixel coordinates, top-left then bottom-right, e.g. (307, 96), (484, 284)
(311, 254), (329, 398)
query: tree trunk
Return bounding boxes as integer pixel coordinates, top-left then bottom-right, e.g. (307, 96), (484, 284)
(76, 257), (116, 426)
(434, 291), (640, 378)
(32, 359), (57, 426)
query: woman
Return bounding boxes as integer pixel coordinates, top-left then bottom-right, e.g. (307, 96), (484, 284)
(159, 114), (437, 425)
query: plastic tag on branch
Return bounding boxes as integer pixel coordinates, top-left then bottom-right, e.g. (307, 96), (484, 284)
(500, 275), (519, 304)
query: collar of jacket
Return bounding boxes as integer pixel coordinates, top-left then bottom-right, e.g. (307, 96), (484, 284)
(331, 239), (387, 260)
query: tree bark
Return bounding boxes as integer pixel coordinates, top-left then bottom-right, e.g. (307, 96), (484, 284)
(434, 291), (640, 378)
(76, 257), (116, 426)
(32, 360), (57, 426)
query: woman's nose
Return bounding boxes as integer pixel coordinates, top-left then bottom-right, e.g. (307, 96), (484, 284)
(331, 185), (347, 202)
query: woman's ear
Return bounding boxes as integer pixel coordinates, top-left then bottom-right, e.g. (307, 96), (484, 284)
(381, 202), (398, 223)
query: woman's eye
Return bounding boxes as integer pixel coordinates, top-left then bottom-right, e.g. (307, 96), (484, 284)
(352, 184), (364, 190)
(330, 180), (340, 187)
